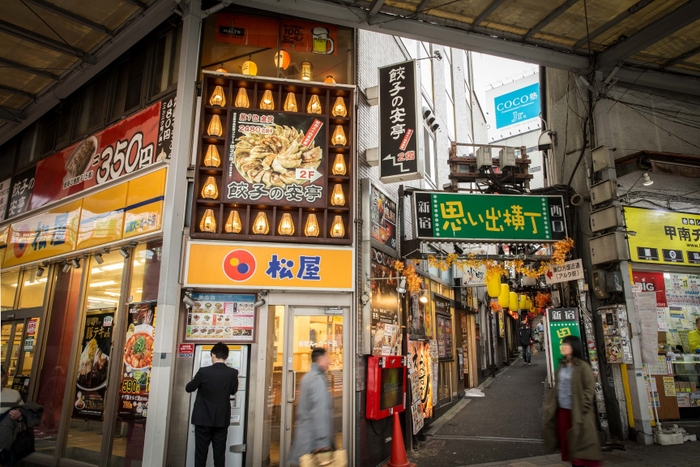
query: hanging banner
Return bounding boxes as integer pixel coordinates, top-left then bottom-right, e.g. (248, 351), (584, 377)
(408, 292), (432, 339)
(546, 308), (581, 374)
(408, 340), (433, 421)
(413, 192), (567, 242)
(31, 98), (173, 211)
(225, 110), (328, 208)
(6, 167), (35, 219)
(379, 60), (423, 183)
(625, 207), (700, 267)
(185, 293), (256, 342)
(73, 311), (114, 420)
(118, 303), (156, 420)
(370, 249), (401, 356)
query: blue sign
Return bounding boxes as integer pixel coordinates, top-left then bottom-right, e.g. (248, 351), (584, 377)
(494, 83), (540, 129)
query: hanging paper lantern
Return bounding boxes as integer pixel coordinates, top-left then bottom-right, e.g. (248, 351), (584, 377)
(487, 273), (501, 298)
(274, 50), (291, 70)
(519, 294), (527, 311)
(242, 60), (258, 76)
(498, 283), (510, 308)
(509, 292), (518, 311)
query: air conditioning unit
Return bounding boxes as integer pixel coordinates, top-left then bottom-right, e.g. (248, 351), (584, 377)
(590, 205), (624, 233)
(589, 232), (629, 265)
(590, 180), (616, 207)
(476, 147), (491, 169)
(499, 147), (516, 168)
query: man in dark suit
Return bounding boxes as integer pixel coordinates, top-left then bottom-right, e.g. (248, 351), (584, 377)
(186, 342), (239, 467)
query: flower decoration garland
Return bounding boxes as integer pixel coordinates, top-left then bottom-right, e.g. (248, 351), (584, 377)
(426, 238), (574, 280)
(393, 260), (423, 295)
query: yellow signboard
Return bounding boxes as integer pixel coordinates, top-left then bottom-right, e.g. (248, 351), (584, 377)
(185, 241), (354, 290)
(2, 168), (167, 268)
(3, 200), (82, 268)
(625, 207), (700, 267)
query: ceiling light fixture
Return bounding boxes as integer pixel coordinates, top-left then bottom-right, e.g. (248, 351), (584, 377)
(71, 258), (81, 269)
(94, 253), (104, 265)
(183, 293), (196, 308)
(119, 247), (130, 259)
(62, 263), (71, 273)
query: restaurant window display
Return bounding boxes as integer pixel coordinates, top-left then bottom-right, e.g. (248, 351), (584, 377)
(63, 251), (125, 464)
(110, 241), (162, 466)
(200, 12), (354, 85)
(1, 270), (19, 310)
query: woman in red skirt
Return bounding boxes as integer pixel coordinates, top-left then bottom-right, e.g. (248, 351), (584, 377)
(543, 335), (603, 466)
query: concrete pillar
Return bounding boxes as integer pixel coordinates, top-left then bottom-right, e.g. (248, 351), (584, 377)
(142, 1), (203, 465)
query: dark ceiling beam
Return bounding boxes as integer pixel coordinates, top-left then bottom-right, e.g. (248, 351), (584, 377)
(525, 0), (578, 39)
(663, 44), (700, 69)
(574, 0), (655, 49)
(596, 0), (700, 70)
(0, 57), (59, 80)
(23, 0), (112, 35)
(416, 0), (432, 14)
(0, 19), (96, 64)
(0, 106), (23, 124)
(0, 84), (36, 99)
(473, 0), (507, 26)
(367, 0), (385, 18)
(122, 0), (147, 9)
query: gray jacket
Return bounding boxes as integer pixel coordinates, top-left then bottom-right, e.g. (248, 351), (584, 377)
(289, 363), (334, 465)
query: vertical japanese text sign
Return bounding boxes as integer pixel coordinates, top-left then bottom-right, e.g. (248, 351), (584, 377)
(379, 60), (423, 183)
(547, 307), (581, 375)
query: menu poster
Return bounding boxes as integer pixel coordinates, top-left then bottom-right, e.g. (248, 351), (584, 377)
(370, 185), (397, 252)
(118, 303), (157, 420)
(371, 252), (401, 356)
(186, 293), (256, 341)
(436, 312), (453, 360)
(408, 340), (433, 420)
(408, 293), (431, 339)
(73, 311), (114, 420)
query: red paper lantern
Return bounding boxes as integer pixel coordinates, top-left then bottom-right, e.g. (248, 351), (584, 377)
(275, 50), (291, 70)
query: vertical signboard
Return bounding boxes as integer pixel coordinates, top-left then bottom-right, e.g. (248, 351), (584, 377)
(546, 307), (581, 375)
(370, 184), (398, 254)
(370, 248), (401, 356)
(0, 178), (10, 221)
(118, 303), (156, 420)
(7, 167), (36, 219)
(379, 60), (423, 183)
(73, 312), (114, 420)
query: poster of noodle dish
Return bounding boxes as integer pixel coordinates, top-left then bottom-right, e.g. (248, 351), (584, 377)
(225, 110), (328, 208)
(118, 302), (156, 420)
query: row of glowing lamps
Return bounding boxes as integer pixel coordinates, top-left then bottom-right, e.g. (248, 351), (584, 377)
(208, 81), (349, 146)
(200, 210), (346, 238)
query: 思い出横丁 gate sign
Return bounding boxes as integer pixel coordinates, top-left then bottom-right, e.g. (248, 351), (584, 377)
(413, 192), (567, 242)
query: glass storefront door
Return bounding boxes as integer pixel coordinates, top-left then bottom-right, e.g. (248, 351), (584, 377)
(263, 306), (346, 467)
(1, 316), (41, 398)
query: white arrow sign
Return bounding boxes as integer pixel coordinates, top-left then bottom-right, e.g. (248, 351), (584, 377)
(295, 168), (323, 183)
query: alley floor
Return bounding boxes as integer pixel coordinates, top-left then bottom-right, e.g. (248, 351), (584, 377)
(409, 349), (549, 466)
(408, 350), (700, 467)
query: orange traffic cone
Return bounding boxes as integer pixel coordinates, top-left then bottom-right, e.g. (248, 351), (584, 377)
(388, 411), (415, 467)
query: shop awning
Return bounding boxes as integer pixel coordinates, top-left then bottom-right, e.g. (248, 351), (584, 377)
(243, 0), (700, 95)
(0, 0), (175, 143)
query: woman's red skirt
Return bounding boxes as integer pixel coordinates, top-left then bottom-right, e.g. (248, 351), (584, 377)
(556, 408), (603, 467)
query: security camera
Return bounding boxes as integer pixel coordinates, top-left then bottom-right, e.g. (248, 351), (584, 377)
(254, 298), (266, 308)
(183, 294), (195, 307)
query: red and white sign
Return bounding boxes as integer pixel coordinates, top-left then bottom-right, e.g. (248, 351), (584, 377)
(26, 318), (38, 336)
(178, 343), (195, 358)
(30, 97), (175, 210)
(632, 271), (667, 308)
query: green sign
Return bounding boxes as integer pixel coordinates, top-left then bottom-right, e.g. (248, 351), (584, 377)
(413, 192), (567, 242)
(547, 307), (581, 374)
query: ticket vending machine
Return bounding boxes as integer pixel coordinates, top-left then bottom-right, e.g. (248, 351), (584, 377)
(186, 345), (248, 467)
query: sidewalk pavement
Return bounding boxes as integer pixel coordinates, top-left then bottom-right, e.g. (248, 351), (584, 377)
(462, 438), (700, 467)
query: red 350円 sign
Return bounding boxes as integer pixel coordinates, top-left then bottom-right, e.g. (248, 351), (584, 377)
(30, 96), (175, 211)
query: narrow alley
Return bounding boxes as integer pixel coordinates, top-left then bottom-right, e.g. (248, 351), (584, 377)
(411, 351), (549, 466)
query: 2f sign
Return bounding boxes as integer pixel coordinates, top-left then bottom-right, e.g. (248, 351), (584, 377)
(545, 259), (584, 284)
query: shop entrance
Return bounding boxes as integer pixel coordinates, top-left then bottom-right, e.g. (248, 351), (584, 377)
(264, 305), (346, 467)
(0, 310), (41, 397)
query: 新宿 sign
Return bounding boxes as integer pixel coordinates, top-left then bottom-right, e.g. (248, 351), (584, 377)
(413, 192), (567, 243)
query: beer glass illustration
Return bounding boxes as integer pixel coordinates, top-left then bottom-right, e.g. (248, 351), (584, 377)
(312, 27), (334, 54)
